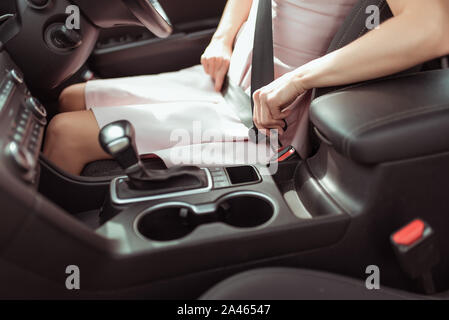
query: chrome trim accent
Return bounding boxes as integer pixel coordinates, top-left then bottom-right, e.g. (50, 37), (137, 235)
(110, 168), (213, 205)
(107, 137), (129, 154)
(9, 69), (24, 84)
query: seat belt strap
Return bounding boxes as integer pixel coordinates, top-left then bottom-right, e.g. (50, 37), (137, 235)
(249, 0), (275, 143)
(251, 0), (275, 97)
(222, 77), (253, 128)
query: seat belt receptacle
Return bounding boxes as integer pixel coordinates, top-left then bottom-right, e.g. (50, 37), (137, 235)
(390, 218), (440, 294)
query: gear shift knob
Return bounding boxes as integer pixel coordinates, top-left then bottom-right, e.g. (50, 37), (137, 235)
(99, 121), (208, 193)
(99, 120), (141, 172)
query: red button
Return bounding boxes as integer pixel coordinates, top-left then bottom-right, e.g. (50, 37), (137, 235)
(392, 219), (425, 246)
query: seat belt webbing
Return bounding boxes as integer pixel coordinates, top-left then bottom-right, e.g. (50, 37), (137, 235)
(249, 0), (275, 142)
(222, 0), (276, 142)
(251, 0), (275, 100)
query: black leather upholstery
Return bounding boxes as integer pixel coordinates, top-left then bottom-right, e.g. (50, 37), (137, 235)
(310, 69), (449, 164)
(201, 268), (426, 300)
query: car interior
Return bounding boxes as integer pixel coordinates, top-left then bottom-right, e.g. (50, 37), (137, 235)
(0, 0), (448, 300)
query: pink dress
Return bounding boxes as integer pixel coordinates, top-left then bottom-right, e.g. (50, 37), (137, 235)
(86, 0), (357, 167)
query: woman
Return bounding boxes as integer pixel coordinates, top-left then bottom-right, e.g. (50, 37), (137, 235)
(44, 0), (449, 175)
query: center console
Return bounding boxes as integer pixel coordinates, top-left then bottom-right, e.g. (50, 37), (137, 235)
(94, 120), (349, 263)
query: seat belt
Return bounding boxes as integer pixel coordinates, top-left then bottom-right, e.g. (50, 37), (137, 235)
(222, 0), (298, 160)
(250, 0), (275, 140)
(223, 0), (275, 143)
(222, 78), (253, 128)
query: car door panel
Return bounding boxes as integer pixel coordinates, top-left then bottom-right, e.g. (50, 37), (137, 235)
(89, 0), (227, 78)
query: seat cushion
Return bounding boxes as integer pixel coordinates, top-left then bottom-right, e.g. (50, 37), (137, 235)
(200, 268), (425, 300)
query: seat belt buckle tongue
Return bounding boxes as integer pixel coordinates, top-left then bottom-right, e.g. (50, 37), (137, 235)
(390, 219), (440, 294)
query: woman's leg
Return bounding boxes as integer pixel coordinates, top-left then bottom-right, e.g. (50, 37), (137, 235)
(43, 110), (111, 175)
(58, 83), (86, 113)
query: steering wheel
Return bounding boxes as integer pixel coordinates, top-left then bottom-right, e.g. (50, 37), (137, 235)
(123, 0), (173, 38)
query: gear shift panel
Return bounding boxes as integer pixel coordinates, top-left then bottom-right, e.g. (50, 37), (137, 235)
(99, 120), (211, 199)
(99, 121), (262, 206)
(110, 168), (213, 205)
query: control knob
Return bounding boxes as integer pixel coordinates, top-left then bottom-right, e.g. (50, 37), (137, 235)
(4, 141), (34, 181)
(9, 69), (24, 85)
(25, 97), (47, 124)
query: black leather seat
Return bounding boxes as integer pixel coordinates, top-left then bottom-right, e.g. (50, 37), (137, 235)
(200, 268), (428, 300)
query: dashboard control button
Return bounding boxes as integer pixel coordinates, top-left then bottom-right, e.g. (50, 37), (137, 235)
(25, 97), (47, 122)
(16, 126), (26, 134)
(213, 180), (230, 189)
(9, 69), (24, 85)
(30, 135), (38, 144)
(20, 113), (29, 121)
(12, 133), (23, 143)
(5, 141), (34, 175)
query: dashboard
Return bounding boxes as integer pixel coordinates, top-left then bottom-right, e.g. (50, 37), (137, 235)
(0, 48), (47, 185)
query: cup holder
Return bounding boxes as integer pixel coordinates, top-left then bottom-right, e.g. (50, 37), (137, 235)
(135, 193), (275, 242)
(220, 195), (273, 228)
(136, 206), (196, 242)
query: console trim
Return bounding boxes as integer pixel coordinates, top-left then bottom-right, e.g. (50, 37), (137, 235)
(110, 168), (213, 205)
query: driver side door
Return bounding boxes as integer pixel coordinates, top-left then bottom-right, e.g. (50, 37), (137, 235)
(88, 0), (227, 78)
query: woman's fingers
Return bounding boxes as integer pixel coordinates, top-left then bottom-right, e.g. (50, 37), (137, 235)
(201, 55), (208, 74)
(279, 107), (293, 120)
(211, 57), (220, 79)
(252, 70), (307, 128)
(202, 54), (230, 92)
(253, 90), (285, 136)
(201, 54), (212, 74)
(201, 40), (233, 89)
(253, 90), (261, 127)
(214, 59), (230, 92)
(260, 92), (286, 131)
(210, 57), (221, 79)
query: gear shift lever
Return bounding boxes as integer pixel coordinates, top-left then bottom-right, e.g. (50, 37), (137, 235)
(99, 120), (208, 192)
(99, 120), (142, 175)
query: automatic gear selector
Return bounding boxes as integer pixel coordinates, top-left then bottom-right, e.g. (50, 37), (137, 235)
(99, 120), (208, 192)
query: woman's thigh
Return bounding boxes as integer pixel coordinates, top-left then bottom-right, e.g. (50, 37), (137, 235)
(85, 65), (221, 108)
(59, 83), (86, 113)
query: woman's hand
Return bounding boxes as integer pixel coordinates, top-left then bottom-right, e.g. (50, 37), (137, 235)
(201, 39), (233, 92)
(253, 70), (306, 135)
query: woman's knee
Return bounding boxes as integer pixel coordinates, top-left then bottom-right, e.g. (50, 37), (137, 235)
(44, 111), (105, 174)
(58, 83), (86, 113)
(46, 113), (80, 149)
(45, 111), (105, 159)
